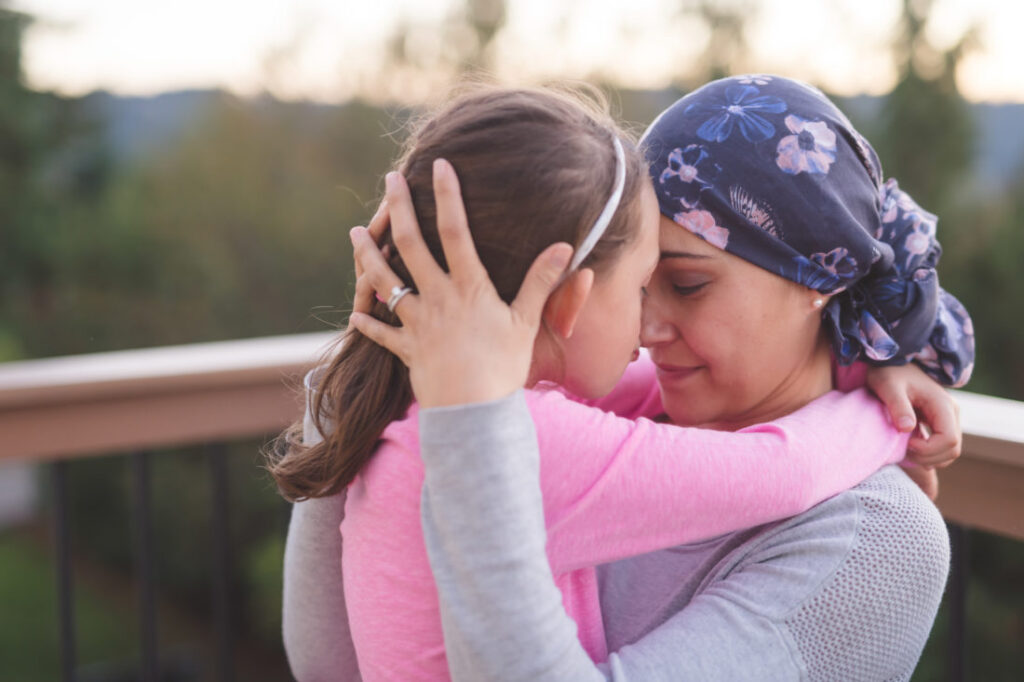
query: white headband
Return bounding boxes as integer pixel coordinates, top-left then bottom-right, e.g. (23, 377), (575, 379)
(567, 136), (627, 271)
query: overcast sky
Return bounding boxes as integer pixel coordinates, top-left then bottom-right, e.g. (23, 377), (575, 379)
(12, 0), (1024, 103)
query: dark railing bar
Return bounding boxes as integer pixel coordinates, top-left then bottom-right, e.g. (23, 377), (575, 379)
(948, 522), (969, 682)
(209, 443), (234, 682)
(132, 451), (159, 682)
(53, 461), (77, 682)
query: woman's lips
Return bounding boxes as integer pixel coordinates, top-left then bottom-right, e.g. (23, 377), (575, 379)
(654, 363), (703, 382)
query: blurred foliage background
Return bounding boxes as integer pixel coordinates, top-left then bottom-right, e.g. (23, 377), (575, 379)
(1, 0), (1022, 680)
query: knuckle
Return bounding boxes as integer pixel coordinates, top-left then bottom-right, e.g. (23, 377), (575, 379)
(392, 231), (415, 250)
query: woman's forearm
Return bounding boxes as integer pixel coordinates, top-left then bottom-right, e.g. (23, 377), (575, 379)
(281, 369), (362, 681)
(419, 392), (608, 681)
(282, 495), (361, 682)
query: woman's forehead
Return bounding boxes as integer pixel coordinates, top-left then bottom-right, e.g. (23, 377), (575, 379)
(657, 217), (719, 258)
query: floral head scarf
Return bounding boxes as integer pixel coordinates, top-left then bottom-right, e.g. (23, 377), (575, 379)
(642, 75), (974, 386)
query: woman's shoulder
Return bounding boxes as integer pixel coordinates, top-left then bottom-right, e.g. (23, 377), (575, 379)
(765, 465), (948, 561)
(778, 466), (949, 680)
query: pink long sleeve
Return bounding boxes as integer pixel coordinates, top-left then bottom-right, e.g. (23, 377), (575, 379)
(529, 386), (907, 574)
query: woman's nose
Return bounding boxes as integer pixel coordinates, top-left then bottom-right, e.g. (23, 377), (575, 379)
(640, 294), (675, 348)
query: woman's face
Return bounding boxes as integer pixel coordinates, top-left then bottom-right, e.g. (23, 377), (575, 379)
(556, 180), (661, 399)
(642, 216), (829, 429)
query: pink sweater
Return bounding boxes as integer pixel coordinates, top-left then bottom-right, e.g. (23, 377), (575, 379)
(340, 355), (907, 680)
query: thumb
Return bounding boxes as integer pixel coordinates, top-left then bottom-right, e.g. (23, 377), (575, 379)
(510, 243), (574, 327)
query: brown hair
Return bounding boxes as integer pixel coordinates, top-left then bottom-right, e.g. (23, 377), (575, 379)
(267, 86), (648, 501)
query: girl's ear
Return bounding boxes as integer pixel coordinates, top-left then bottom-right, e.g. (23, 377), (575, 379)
(542, 268), (595, 340)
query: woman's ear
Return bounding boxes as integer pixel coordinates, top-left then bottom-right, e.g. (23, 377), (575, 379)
(542, 268), (595, 340)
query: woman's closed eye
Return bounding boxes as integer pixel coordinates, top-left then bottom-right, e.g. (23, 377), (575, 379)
(671, 281), (709, 296)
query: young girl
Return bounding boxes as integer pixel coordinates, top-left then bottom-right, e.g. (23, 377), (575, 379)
(271, 87), (963, 681)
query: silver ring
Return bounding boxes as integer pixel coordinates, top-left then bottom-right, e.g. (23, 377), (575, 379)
(386, 285), (413, 313)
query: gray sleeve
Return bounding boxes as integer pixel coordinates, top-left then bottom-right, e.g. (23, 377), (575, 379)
(607, 468), (948, 681)
(281, 370), (362, 682)
(420, 393), (949, 681)
(419, 390), (610, 682)
(282, 495), (361, 682)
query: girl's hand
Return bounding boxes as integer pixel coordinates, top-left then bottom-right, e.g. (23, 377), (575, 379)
(866, 363), (962, 470)
(349, 160), (573, 408)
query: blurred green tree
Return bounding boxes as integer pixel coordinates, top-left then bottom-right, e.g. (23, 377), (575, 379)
(874, 0), (977, 213)
(0, 4), (112, 361)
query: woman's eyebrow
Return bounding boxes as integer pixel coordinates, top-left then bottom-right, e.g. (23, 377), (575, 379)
(659, 251), (712, 260)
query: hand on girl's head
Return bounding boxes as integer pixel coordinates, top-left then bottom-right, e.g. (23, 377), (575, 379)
(347, 160), (574, 408)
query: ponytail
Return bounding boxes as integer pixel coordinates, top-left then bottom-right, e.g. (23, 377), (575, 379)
(267, 300), (412, 501)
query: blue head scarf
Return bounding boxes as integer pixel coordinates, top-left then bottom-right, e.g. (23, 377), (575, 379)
(642, 75), (974, 386)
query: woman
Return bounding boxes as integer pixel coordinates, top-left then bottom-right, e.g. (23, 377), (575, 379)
(280, 78), (966, 675)
(344, 76), (972, 680)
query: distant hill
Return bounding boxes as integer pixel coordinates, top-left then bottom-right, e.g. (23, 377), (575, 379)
(83, 89), (1024, 193)
(81, 89), (220, 164)
(971, 103), (1024, 190)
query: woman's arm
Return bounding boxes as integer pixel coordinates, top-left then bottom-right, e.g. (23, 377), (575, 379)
(283, 496), (359, 682)
(419, 392), (606, 681)
(280, 371), (362, 682)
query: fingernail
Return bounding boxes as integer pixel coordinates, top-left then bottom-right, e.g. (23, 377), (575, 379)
(385, 172), (398, 192)
(897, 416), (916, 432)
(433, 158), (449, 180)
(549, 243), (573, 268)
(349, 226), (362, 243)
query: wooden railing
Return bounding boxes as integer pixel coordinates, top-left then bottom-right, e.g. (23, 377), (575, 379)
(1, 332), (1023, 681)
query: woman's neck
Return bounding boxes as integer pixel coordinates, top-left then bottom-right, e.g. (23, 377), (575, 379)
(699, 335), (835, 432)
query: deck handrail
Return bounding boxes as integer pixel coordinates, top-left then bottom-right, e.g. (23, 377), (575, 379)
(1, 333), (1022, 539)
(0, 332), (335, 461)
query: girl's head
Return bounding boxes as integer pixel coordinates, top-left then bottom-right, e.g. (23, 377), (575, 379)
(639, 75), (974, 428)
(269, 86), (657, 500)
(393, 87), (659, 399)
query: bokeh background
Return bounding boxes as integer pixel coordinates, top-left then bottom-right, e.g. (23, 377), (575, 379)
(1, 0), (1022, 680)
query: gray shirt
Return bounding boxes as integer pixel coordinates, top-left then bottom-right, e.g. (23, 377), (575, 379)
(283, 391), (950, 681)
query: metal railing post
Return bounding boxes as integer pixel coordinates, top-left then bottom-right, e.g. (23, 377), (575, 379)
(53, 461), (76, 682)
(948, 522), (969, 682)
(132, 451), (159, 681)
(209, 443), (234, 682)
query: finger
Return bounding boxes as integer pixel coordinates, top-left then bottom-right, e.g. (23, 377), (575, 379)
(908, 429), (959, 465)
(510, 243), (574, 327)
(385, 171), (446, 289)
(350, 227), (412, 316)
(351, 273), (376, 317)
(872, 379), (917, 432)
(433, 158), (487, 283)
(349, 312), (408, 363)
(911, 396), (962, 465)
(367, 199), (391, 243)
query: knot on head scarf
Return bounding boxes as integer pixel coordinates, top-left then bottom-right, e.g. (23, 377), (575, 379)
(642, 75), (974, 386)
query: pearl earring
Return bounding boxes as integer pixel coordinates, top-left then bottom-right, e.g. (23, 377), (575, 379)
(813, 298), (825, 309)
